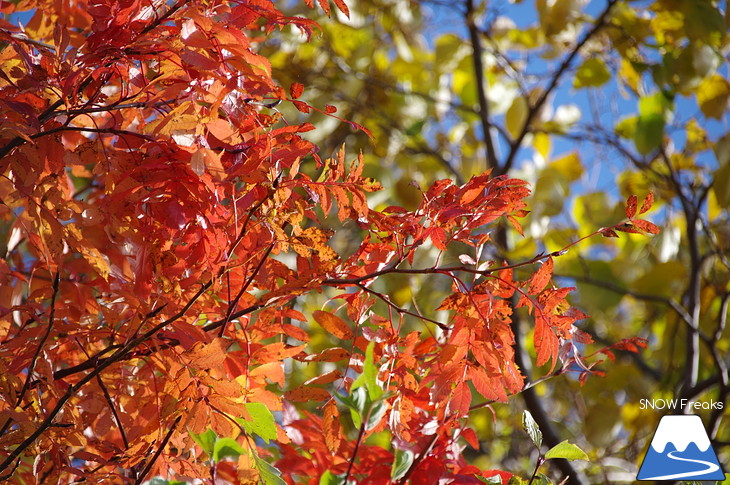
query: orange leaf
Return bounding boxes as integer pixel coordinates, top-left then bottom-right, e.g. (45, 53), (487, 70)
(639, 191), (654, 214)
(313, 310), (353, 340)
(186, 338), (227, 370)
(625, 194), (638, 219)
(290, 82), (304, 99)
(303, 369), (343, 386)
(468, 366), (508, 402)
(448, 382), (472, 416)
(284, 385), (331, 402)
(534, 315), (559, 370)
(323, 400), (341, 454)
(302, 347), (350, 362)
(507, 215), (524, 237)
(528, 257), (553, 294)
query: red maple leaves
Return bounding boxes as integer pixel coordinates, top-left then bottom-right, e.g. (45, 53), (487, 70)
(0, 0), (654, 483)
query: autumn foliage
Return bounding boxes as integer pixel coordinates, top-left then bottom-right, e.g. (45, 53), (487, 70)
(0, 0), (652, 483)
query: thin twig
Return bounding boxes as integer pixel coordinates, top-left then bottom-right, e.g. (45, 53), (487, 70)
(0, 272), (61, 437)
(502, 0), (619, 173)
(133, 415), (181, 485)
(219, 243), (275, 337)
(0, 281), (211, 475)
(465, 0), (500, 172)
(342, 420), (367, 483)
(356, 283), (448, 331)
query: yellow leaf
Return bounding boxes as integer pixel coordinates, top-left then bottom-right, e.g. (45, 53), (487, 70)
(506, 96), (528, 140)
(533, 132), (551, 161)
(549, 152), (582, 182)
(697, 74), (730, 119)
(79, 245), (110, 281)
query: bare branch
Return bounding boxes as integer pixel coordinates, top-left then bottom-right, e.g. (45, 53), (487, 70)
(502, 0), (620, 173)
(465, 0), (500, 172)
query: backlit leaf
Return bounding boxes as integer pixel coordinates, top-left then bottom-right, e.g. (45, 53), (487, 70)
(522, 410), (543, 449)
(313, 310), (353, 340)
(545, 440), (589, 461)
(290, 82), (304, 99)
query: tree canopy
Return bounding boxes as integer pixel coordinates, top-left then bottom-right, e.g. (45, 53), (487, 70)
(0, 0), (727, 484)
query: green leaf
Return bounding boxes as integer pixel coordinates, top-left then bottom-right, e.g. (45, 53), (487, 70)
(391, 449), (414, 480)
(573, 58), (611, 88)
(615, 116), (637, 139)
(633, 92), (672, 155)
(337, 387), (366, 428)
(238, 402), (277, 443)
(365, 397), (388, 431)
(254, 453), (287, 485)
(522, 410), (543, 449)
(212, 437), (245, 462)
(190, 428), (217, 457)
(478, 475), (505, 484)
(712, 164), (730, 209)
(148, 479), (185, 485)
(351, 341), (383, 401)
(545, 440), (589, 461)
(319, 470), (341, 485)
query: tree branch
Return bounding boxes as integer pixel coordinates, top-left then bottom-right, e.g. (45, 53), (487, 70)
(0, 272), (61, 439)
(0, 281), (211, 475)
(465, 0), (500, 172)
(502, 0), (619, 173)
(133, 415), (181, 485)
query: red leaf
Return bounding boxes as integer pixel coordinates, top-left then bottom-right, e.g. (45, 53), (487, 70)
(333, 0), (350, 17)
(507, 215), (524, 237)
(292, 100), (311, 113)
(639, 191), (654, 214)
(324, 104), (337, 113)
(483, 470), (513, 483)
(534, 314), (559, 370)
(313, 310), (353, 340)
(528, 256), (553, 294)
(632, 218), (660, 234)
(461, 427), (480, 449)
(316, 0), (331, 16)
(599, 228), (619, 238)
(448, 381), (472, 416)
(615, 223), (642, 234)
(430, 226), (448, 251)
(625, 194), (638, 219)
(290, 82), (304, 99)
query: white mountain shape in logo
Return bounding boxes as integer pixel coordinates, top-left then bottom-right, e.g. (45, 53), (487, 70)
(651, 415), (712, 453)
(637, 414), (725, 481)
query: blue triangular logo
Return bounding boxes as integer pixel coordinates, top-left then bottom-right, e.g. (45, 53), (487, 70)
(637, 415), (725, 481)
